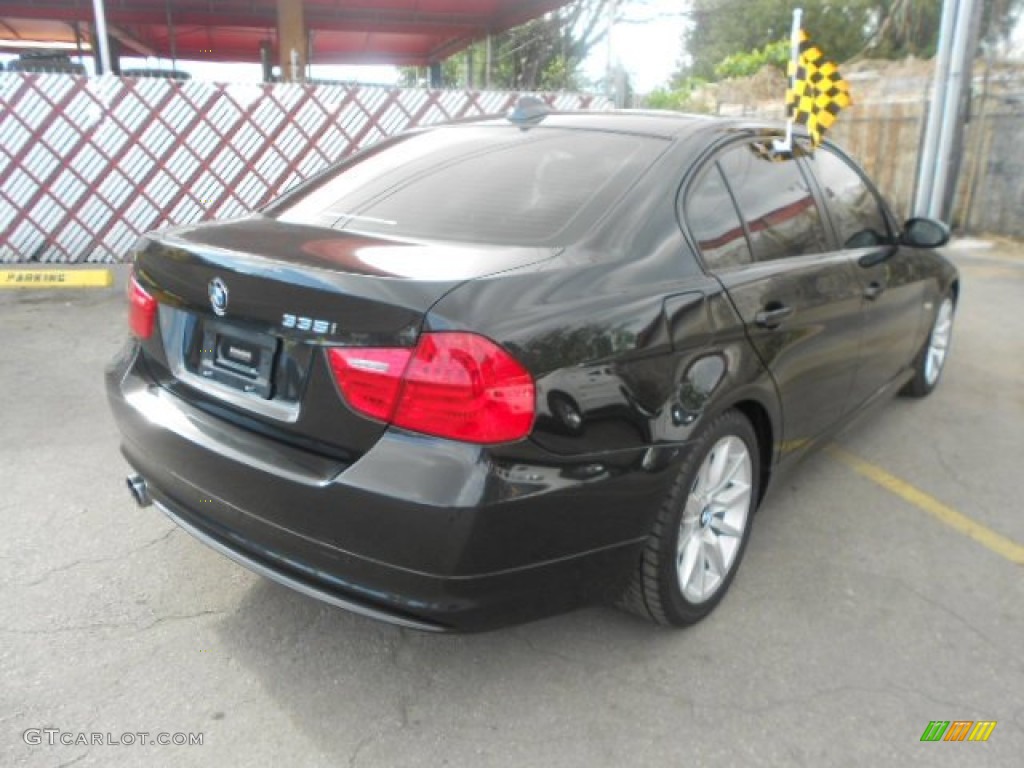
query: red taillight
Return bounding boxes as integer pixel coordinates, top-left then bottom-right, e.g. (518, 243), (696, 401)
(327, 332), (535, 444)
(128, 273), (156, 339)
(326, 347), (412, 422)
(395, 333), (535, 443)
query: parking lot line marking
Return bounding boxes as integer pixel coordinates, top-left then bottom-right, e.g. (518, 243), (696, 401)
(1, 268), (114, 288)
(950, 246), (1024, 267)
(826, 445), (1024, 566)
(959, 264), (1019, 280)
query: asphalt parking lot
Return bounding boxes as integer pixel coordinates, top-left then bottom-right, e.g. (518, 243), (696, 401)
(2, 240), (1022, 767)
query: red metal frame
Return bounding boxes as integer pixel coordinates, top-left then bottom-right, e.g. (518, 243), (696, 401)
(0, 1), (572, 65)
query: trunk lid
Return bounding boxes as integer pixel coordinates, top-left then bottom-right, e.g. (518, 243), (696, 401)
(133, 216), (554, 458)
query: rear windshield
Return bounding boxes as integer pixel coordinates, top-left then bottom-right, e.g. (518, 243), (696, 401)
(269, 125), (667, 246)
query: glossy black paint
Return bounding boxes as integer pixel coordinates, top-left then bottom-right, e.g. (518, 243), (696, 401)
(107, 112), (959, 631)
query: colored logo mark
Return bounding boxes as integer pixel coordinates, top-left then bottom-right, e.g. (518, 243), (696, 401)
(208, 277), (229, 316)
(920, 720), (997, 742)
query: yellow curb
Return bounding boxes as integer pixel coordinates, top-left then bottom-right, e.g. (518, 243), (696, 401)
(1, 268), (115, 289)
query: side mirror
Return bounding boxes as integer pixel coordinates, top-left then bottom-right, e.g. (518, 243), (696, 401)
(900, 217), (950, 249)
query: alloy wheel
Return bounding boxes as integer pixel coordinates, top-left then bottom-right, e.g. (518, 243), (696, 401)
(925, 298), (954, 386)
(676, 435), (753, 604)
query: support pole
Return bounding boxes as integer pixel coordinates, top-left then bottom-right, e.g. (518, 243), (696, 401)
(276, 0), (307, 82)
(929, 0), (975, 219)
(260, 40), (274, 82)
(307, 29), (314, 81)
(72, 20), (84, 67)
(165, 0), (177, 70)
(914, 0), (959, 217)
(485, 34), (492, 88)
(91, 0), (112, 75)
(939, 0), (984, 221)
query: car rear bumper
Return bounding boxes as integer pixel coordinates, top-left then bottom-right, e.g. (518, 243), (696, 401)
(107, 343), (676, 631)
(146, 489), (447, 631)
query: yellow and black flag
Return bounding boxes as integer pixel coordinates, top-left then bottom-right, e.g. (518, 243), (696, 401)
(785, 28), (852, 147)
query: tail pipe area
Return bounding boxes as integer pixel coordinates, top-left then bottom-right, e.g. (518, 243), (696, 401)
(126, 474), (152, 508)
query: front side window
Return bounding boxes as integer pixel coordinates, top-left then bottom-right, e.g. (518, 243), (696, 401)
(270, 126), (666, 246)
(807, 149), (892, 249)
(685, 163), (752, 271)
(717, 143), (830, 262)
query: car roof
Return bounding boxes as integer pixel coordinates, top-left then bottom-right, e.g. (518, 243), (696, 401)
(443, 110), (788, 142)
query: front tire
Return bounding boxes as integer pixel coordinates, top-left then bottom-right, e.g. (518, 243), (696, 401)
(901, 294), (955, 398)
(618, 409), (760, 626)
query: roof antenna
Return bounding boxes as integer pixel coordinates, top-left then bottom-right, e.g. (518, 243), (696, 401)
(507, 96), (552, 125)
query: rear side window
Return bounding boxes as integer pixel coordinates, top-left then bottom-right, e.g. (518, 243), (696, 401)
(686, 164), (752, 270)
(271, 126), (666, 246)
(717, 144), (830, 262)
(807, 149), (892, 249)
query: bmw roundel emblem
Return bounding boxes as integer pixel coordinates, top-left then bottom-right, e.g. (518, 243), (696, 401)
(208, 277), (229, 316)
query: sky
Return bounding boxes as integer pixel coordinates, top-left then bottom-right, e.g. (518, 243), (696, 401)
(598, 0), (691, 91)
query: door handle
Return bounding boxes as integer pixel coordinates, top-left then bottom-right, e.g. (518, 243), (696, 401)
(754, 304), (794, 329)
(857, 246), (897, 268)
(864, 281), (886, 300)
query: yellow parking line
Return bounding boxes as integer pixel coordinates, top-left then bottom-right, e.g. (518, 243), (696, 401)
(1, 268), (114, 289)
(826, 445), (1024, 565)
(958, 264), (1019, 280)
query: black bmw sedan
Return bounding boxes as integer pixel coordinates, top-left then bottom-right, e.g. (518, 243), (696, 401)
(107, 107), (958, 632)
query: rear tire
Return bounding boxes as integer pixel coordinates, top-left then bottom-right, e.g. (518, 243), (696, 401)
(618, 409), (760, 626)
(901, 294), (955, 398)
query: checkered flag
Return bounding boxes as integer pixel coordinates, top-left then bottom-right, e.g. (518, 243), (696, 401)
(785, 28), (852, 147)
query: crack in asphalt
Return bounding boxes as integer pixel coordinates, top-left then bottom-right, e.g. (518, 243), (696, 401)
(0, 608), (229, 636)
(514, 632), (697, 718)
(346, 703), (413, 768)
(887, 682), (1014, 715)
(512, 619), (1020, 727)
(931, 439), (967, 490)
(344, 628), (436, 767)
(347, 731), (379, 768)
(72, 690), (261, 754)
(8, 527), (177, 588)
(55, 753), (89, 768)
(727, 680), (1024, 726)
(727, 683), (919, 716)
(831, 563), (1020, 671)
(894, 577), (1017, 665)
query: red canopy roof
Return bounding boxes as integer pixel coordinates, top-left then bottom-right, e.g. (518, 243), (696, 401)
(0, 1), (571, 66)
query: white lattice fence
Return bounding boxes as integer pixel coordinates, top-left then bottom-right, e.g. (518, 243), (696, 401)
(0, 73), (609, 263)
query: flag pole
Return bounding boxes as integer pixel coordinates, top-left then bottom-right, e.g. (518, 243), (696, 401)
(774, 7), (803, 153)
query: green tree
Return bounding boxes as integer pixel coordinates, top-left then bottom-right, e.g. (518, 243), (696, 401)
(484, 0), (613, 90)
(644, 77), (712, 113)
(678, 0), (1023, 84)
(683, 0), (874, 81)
(863, 0), (1023, 56)
(714, 39), (790, 79)
(400, 0), (613, 90)
(860, 0), (945, 58)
